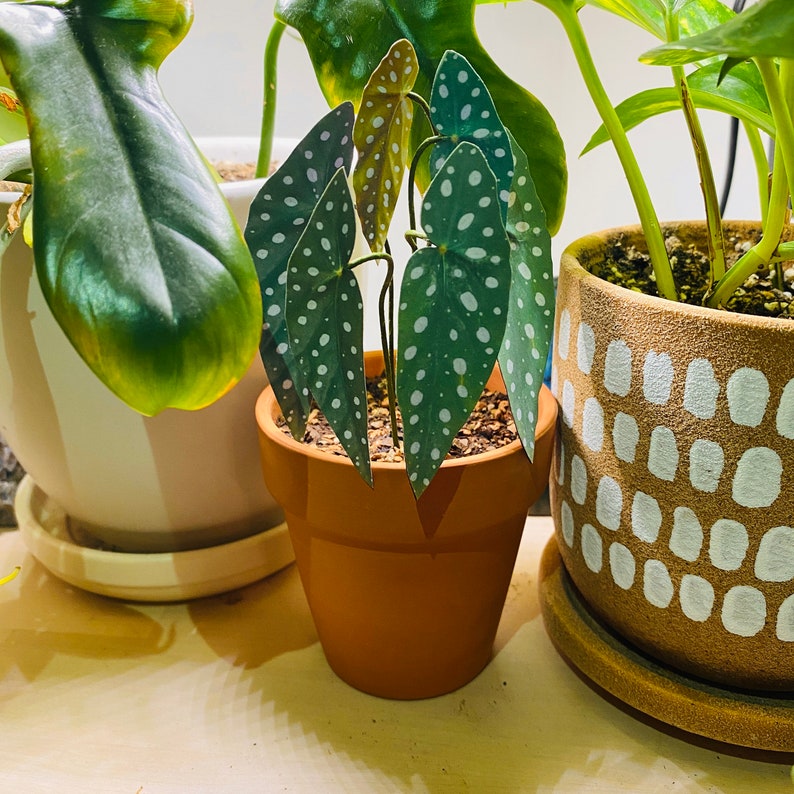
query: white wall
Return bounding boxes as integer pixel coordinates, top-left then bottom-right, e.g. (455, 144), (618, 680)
(160, 0), (759, 344)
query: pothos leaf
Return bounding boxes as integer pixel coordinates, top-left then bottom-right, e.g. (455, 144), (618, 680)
(642, 0), (794, 65)
(285, 169), (371, 486)
(274, 0), (566, 234)
(353, 39), (418, 252)
(499, 131), (553, 462)
(0, 0), (262, 415)
(246, 102), (355, 437)
(397, 142), (510, 498)
(428, 51), (513, 222)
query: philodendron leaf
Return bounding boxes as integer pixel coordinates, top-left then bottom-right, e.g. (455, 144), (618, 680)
(428, 51), (513, 221)
(397, 142), (510, 497)
(642, 0), (794, 66)
(353, 39), (417, 252)
(0, 0), (263, 415)
(285, 169), (371, 486)
(274, 0), (566, 235)
(581, 74), (774, 156)
(499, 132), (553, 462)
(246, 102), (355, 437)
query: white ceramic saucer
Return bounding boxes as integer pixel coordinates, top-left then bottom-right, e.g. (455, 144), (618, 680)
(15, 475), (294, 602)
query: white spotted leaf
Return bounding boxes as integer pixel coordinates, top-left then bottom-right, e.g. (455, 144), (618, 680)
(428, 51), (513, 221)
(246, 103), (354, 437)
(353, 39), (417, 252)
(397, 142), (510, 497)
(285, 169), (372, 487)
(499, 131), (553, 461)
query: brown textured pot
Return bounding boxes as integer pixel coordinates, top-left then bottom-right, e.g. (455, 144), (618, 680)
(256, 351), (557, 699)
(549, 221), (794, 691)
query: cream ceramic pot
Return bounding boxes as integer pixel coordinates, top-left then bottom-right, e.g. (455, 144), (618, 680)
(0, 138), (286, 552)
(550, 221), (794, 691)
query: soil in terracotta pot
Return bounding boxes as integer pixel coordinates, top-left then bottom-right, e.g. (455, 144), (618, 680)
(593, 228), (794, 319)
(278, 376), (518, 463)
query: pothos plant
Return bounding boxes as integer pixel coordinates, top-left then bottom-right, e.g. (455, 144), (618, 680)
(246, 40), (553, 497)
(0, 0), (263, 415)
(536, 0), (794, 309)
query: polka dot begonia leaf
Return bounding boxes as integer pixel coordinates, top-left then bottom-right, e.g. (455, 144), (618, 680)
(353, 38), (417, 252)
(428, 50), (513, 222)
(498, 130), (554, 461)
(397, 142), (510, 498)
(245, 102), (354, 438)
(284, 168), (372, 487)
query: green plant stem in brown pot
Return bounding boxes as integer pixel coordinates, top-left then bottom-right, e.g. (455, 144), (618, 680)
(249, 40), (560, 698)
(531, 0), (794, 750)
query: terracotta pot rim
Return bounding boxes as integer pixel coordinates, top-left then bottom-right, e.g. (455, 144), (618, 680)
(562, 220), (793, 333)
(255, 380), (556, 472)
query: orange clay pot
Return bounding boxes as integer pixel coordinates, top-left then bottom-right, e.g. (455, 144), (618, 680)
(255, 351), (557, 699)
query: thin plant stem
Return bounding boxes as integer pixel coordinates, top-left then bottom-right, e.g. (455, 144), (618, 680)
(743, 121), (771, 225)
(407, 134), (445, 244)
(376, 254), (399, 448)
(257, 20), (286, 179)
(550, 2), (677, 300)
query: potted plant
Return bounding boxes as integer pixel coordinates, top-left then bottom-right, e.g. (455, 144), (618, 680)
(532, 0), (794, 749)
(0, 0), (294, 600)
(251, 39), (559, 699)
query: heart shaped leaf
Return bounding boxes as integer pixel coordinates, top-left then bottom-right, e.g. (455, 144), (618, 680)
(246, 102), (355, 436)
(353, 39), (418, 252)
(274, 0), (566, 234)
(0, 0), (261, 415)
(499, 132), (553, 461)
(285, 169), (372, 486)
(397, 142), (510, 497)
(428, 51), (513, 221)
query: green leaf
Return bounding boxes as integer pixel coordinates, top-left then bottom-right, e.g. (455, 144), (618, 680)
(353, 39), (418, 252)
(428, 50), (513, 221)
(275, 0), (567, 234)
(397, 142), (510, 497)
(582, 0), (731, 41)
(246, 102), (355, 437)
(581, 83), (774, 156)
(0, 0), (262, 415)
(499, 132), (553, 462)
(642, 0), (794, 65)
(285, 169), (372, 486)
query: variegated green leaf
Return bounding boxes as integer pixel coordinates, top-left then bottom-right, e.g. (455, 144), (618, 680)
(642, 0), (794, 65)
(0, 0), (261, 415)
(246, 103), (355, 437)
(285, 169), (372, 486)
(397, 142), (510, 497)
(428, 51), (513, 221)
(499, 132), (553, 462)
(353, 39), (417, 252)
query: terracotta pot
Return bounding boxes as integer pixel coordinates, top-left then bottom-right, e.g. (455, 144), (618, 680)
(0, 138), (290, 553)
(256, 351), (557, 699)
(549, 221), (794, 690)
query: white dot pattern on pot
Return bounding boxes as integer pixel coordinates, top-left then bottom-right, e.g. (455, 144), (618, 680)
(553, 312), (794, 644)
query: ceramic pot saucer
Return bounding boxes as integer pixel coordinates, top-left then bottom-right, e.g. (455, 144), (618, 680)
(15, 475), (294, 602)
(539, 538), (794, 753)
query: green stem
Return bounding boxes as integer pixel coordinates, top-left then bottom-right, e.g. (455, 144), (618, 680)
(407, 134), (445, 244)
(742, 121), (771, 226)
(407, 91), (434, 128)
(707, 146), (789, 308)
(551, 3), (677, 300)
(256, 20), (286, 179)
(757, 58), (794, 205)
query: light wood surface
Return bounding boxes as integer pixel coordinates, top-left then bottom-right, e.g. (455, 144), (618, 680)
(1, 517), (792, 792)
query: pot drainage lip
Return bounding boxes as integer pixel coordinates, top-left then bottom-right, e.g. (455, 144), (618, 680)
(539, 538), (794, 754)
(13, 475), (294, 602)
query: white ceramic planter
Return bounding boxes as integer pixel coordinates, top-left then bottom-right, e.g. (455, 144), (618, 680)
(2, 138), (290, 556)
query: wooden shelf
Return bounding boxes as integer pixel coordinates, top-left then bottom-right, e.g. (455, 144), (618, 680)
(0, 517), (791, 792)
